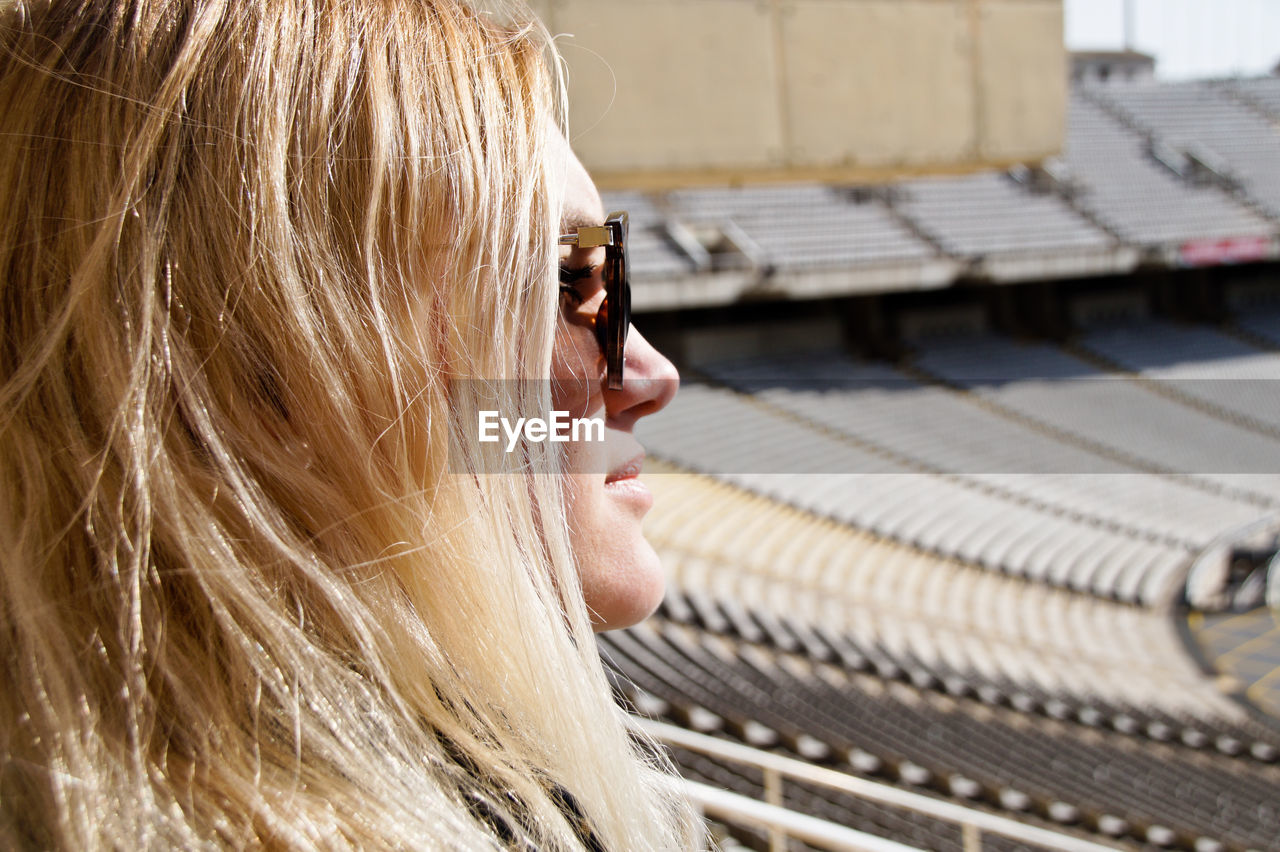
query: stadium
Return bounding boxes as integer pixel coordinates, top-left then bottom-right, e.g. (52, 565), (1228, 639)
(541, 2), (1280, 849)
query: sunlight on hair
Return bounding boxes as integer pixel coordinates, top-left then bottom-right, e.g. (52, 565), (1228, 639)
(0, 0), (698, 847)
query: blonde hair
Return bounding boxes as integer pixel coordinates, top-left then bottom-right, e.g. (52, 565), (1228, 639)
(0, 0), (695, 847)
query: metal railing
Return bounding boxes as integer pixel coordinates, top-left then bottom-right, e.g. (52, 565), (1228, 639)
(637, 717), (1123, 852)
(685, 780), (924, 852)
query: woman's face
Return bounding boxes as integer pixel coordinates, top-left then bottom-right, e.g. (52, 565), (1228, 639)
(552, 147), (678, 632)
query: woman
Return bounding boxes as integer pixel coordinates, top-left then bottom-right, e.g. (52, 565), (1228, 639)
(0, 0), (692, 847)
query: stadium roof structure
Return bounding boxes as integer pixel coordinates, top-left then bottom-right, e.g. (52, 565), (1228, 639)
(605, 78), (1280, 313)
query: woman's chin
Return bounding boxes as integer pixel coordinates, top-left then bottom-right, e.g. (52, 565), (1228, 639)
(584, 537), (666, 632)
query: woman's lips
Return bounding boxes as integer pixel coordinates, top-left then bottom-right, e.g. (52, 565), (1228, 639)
(603, 453), (652, 510)
(603, 476), (652, 512)
(605, 452), (645, 484)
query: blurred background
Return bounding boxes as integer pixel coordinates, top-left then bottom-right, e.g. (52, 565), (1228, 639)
(537, 2), (1280, 849)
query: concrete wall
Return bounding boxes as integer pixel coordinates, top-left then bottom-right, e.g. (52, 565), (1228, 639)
(531, 0), (1065, 188)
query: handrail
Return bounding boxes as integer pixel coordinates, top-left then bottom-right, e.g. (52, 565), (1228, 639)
(1187, 514), (1280, 610)
(637, 717), (1122, 852)
(683, 780), (924, 852)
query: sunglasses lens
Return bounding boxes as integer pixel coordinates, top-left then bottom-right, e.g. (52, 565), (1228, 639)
(595, 295), (610, 352)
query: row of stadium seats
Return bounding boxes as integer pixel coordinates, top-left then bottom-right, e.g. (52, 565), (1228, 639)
(638, 313), (1280, 607)
(640, 467), (1276, 749)
(1229, 77), (1280, 120)
(640, 467), (1277, 749)
(649, 579), (1279, 764)
(638, 380), (1207, 607)
(913, 333), (1280, 499)
(893, 171), (1113, 257)
(1076, 317), (1280, 437)
(610, 183), (937, 276)
(1092, 80), (1280, 221)
(1060, 93), (1273, 247)
(601, 616), (1280, 851)
(700, 350), (1270, 543)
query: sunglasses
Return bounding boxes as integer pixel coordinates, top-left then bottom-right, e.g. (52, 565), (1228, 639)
(558, 211), (630, 391)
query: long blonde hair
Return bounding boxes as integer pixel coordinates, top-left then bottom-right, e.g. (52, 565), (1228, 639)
(0, 0), (695, 847)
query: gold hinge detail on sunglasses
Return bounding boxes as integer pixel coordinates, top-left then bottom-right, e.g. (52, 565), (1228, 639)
(560, 225), (614, 249)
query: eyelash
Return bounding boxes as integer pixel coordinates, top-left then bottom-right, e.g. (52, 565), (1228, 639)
(558, 264), (595, 304)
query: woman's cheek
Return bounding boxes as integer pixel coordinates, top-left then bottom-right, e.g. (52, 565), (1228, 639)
(551, 324), (604, 417)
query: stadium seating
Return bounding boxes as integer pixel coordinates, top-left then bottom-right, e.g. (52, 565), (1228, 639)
(602, 616), (1280, 851)
(1056, 93), (1273, 247)
(1077, 317), (1280, 434)
(911, 335), (1280, 496)
(664, 185), (936, 272)
(891, 171), (1113, 257)
(631, 340), (1280, 846)
(637, 370), (1267, 607)
(701, 351), (1270, 544)
(610, 74), (1280, 852)
(1089, 80), (1280, 220)
(640, 470), (1265, 729)
(1226, 76), (1280, 120)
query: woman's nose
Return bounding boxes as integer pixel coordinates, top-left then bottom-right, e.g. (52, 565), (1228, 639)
(604, 326), (678, 429)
